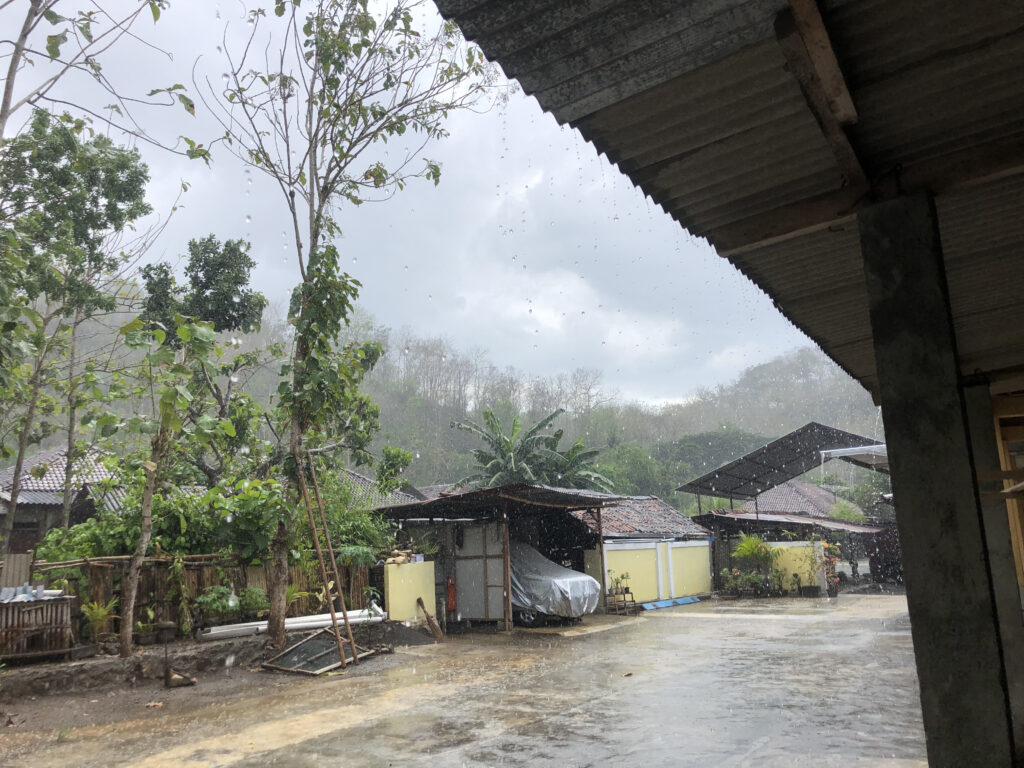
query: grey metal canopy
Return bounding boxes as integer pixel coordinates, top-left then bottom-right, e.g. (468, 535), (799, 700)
(676, 422), (882, 500)
(376, 483), (624, 520)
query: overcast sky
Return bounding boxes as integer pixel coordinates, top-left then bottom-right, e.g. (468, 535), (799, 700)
(4, 1), (810, 404)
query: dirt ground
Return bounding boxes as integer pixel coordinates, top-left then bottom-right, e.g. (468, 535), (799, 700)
(0, 595), (926, 767)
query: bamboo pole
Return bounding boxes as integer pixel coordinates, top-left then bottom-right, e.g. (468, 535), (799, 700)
(292, 448), (348, 669)
(306, 452), (358, 665)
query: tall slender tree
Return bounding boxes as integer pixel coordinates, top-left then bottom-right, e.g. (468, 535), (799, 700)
(206, 0), (492, 646)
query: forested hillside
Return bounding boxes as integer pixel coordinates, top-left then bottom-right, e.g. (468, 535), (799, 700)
(336, 313), (883, 509)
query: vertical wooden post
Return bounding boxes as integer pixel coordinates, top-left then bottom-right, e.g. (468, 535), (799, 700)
(596, 507), (608, 598)
(501, 503), (512, 631)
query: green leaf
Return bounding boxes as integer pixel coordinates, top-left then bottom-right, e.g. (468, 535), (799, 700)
(42, 9), (64, 24)
(46, 31), (68, 60)
(176, 325), (192, 342)
(149, 1), (161, 22)
(177, 93), (195, 116)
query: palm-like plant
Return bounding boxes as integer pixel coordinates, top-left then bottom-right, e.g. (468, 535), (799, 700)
(451, 408), (565, 487)
(538, 431), (615, 493)
(451, 407), (614, 492)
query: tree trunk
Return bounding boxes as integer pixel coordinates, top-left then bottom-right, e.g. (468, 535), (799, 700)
(119, 430), (166, 657)
(60, 316), (80, 529)
(0, 0), (40, 137)
(266, 334), (308, 648)
(267, 520), (291, 648)
(0, 357), (45, 555)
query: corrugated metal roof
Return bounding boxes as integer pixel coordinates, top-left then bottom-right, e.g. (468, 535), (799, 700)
(435, 0), (1024, 393)
(695, 509), (882, 534)
(571, 496), (711, 539)
(678, 422), (881, 499)
(378, 483), (624, 520)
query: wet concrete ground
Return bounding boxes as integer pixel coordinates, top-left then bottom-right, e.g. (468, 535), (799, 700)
(1, 594), (926, 767)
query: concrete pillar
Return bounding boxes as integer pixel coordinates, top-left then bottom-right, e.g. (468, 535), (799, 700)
(860, 193), (1017, 766)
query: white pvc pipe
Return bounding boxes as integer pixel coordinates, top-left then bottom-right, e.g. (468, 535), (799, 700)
(198, 603), (387, 641)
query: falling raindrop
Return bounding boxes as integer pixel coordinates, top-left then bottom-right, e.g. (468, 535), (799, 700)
(245, 214), (252, 224)
(222, 73), (230, 83)
(232, 294), (241, 303)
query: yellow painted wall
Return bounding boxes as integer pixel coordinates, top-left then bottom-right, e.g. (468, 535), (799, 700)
(605, 547), (660, 603)
(671, 544), (711, 596)
(384, 561), (435, 622)
(771, 542), (821, 591)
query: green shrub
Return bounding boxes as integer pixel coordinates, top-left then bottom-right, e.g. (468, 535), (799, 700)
(238, 586), (269, 617)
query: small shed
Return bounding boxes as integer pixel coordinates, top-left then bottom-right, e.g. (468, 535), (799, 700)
(378, 484), (624, 629)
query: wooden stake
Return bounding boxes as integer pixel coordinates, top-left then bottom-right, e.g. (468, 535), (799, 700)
(501, 503), (512, 632)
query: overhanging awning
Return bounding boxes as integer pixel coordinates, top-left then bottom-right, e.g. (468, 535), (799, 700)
(694, 510), (883, 535)
(377, 483), (624, 521)
(677, 422), (883, 500)
(820, 444), (889, 473)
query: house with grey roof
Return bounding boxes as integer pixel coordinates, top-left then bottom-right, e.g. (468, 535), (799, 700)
(0, 447), (118, 552)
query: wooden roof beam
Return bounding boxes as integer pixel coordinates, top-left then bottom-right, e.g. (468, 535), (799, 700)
(774, 6), (868, 195)
(711, 134), (1024, 255)
(786, 0), (858, 126)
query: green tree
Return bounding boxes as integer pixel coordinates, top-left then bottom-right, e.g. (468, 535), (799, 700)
(0, 110), (149, 553)
(140, 236), (268, 339)
(451, 407), (612, 491)
(114, 314), (233, 656)
(207, 0), (490, 647)
(451, 407), (564, 487)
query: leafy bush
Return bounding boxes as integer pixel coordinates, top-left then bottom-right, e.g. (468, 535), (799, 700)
(732, 533), (780, 573)
(830, 500), (866, 523)
(238, 586), (269, 617)
(194, 585), (239, 622)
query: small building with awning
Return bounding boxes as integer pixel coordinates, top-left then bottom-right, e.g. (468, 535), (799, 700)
(377, 485), (713, 623)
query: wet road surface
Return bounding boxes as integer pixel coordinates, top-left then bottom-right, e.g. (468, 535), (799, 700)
(1, 594), (926, 767)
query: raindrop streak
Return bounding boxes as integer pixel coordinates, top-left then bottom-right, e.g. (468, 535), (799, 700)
(245, 215), (252, 224)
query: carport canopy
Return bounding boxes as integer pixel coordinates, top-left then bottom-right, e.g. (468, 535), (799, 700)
(376, 483), (624, 520)
(677, 422), (883, 500)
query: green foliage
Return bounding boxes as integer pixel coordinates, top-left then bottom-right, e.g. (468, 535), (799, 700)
(81, 596), (118, 640)
(314, 467), (394, 555)
(732, 533), (781, 574)
(830, 500), (866, 523)
(36, 476), (294, 564)
(194, 585), (239, 622)
(238, 586), (270, 617)
(140, 236), (268, 340)
(452, 407), (612, 491)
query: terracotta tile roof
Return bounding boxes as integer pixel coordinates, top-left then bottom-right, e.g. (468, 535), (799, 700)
(571, 496), (710, 539)
(740, 480), (864, 519)
(0, 447), (113, 502)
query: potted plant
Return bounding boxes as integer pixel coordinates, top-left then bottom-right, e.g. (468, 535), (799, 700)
(134, 606), (157, 645)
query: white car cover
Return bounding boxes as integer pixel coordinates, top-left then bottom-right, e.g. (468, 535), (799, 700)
(509, 541), (601, 618)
